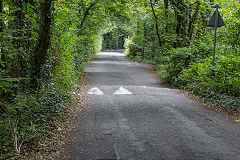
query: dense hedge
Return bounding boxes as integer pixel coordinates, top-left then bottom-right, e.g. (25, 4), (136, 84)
(178, 53), (240, 110)
(179, 54), (240, 96)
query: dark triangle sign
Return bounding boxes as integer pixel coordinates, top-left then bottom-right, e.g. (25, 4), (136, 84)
(207, 10), (226, 27)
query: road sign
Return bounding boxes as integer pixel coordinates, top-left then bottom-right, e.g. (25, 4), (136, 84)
(206, 4), (225, 75)
(207, 10), (225, 27)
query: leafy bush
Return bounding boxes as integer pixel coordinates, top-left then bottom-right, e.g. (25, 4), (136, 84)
(102, 28), (128, 50)
(0, 81), (71, 158)
(178, 53), (240, 109)
(208, 94), (240, 111)
(156, 47), (193, 84)
(124, 36), (143, 59)
(222, 8), (240, 54)
(0, 77), (19, 96)
(153, 41), (240, 110)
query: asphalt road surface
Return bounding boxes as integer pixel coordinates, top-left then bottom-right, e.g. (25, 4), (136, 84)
(66, 51), (240, 160)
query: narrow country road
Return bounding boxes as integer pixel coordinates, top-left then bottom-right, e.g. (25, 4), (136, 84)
(65, 51), (240, 159)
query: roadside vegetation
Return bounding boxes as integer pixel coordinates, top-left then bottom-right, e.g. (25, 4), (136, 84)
(0, 0), (129, 158)
(121, 0), (240, 112)
(0, 0), (239, 158)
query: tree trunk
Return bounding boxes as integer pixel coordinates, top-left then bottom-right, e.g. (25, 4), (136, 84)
(190, 0), (201, 42)
(164, 0), (169, 33)
(79, 2), (96, 29)
(32, 0), (52, 88)
(181, 4), (190, 47)
(164, 0), (169, 14)
(174, 0), (185, 47)
(150, 0), (162, 47)
(142, 1), (149, 59)
(0, 0), (4, 65)
(188, 7), (193, 40)
(143, 22), (147, 59)
(151, 24), (155, 58)
(202, 9), (211, 30)
(0, 0), (2, 32)
(13, 0), (24, 77)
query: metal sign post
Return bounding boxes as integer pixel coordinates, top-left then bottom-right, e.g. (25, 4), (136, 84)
(212, 5), (219, 69)
(207, 4), (225, 75)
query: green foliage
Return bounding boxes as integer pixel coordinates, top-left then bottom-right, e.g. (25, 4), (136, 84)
(223, 7), (240, 54)
(177, 53), (240, 111)
(179, 54), (240, 98)
(155, 44), (240, 110)
(0, 77), (18, 95)
(102, 28), (128, 50)
(124, 0), (240, 111)
(0, 81), (71, 158)
(124, 36), (143, 60)
(156, 47), (192, 84)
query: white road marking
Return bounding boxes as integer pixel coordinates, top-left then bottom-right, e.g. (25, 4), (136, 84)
(114, 87), (132, 95)
(87, 87), (104, 95)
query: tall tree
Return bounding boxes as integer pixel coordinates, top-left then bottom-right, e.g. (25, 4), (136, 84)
(150, 0), (162, 47)
(0, 0), (2, 32)
(164, 0), (169, 32)
(190, 0), (201, 42)
(14, 0), (25, 77)
(32, 0), (52, 87)
(170, 0), (186, 47)
(79, 1), (97, 29)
